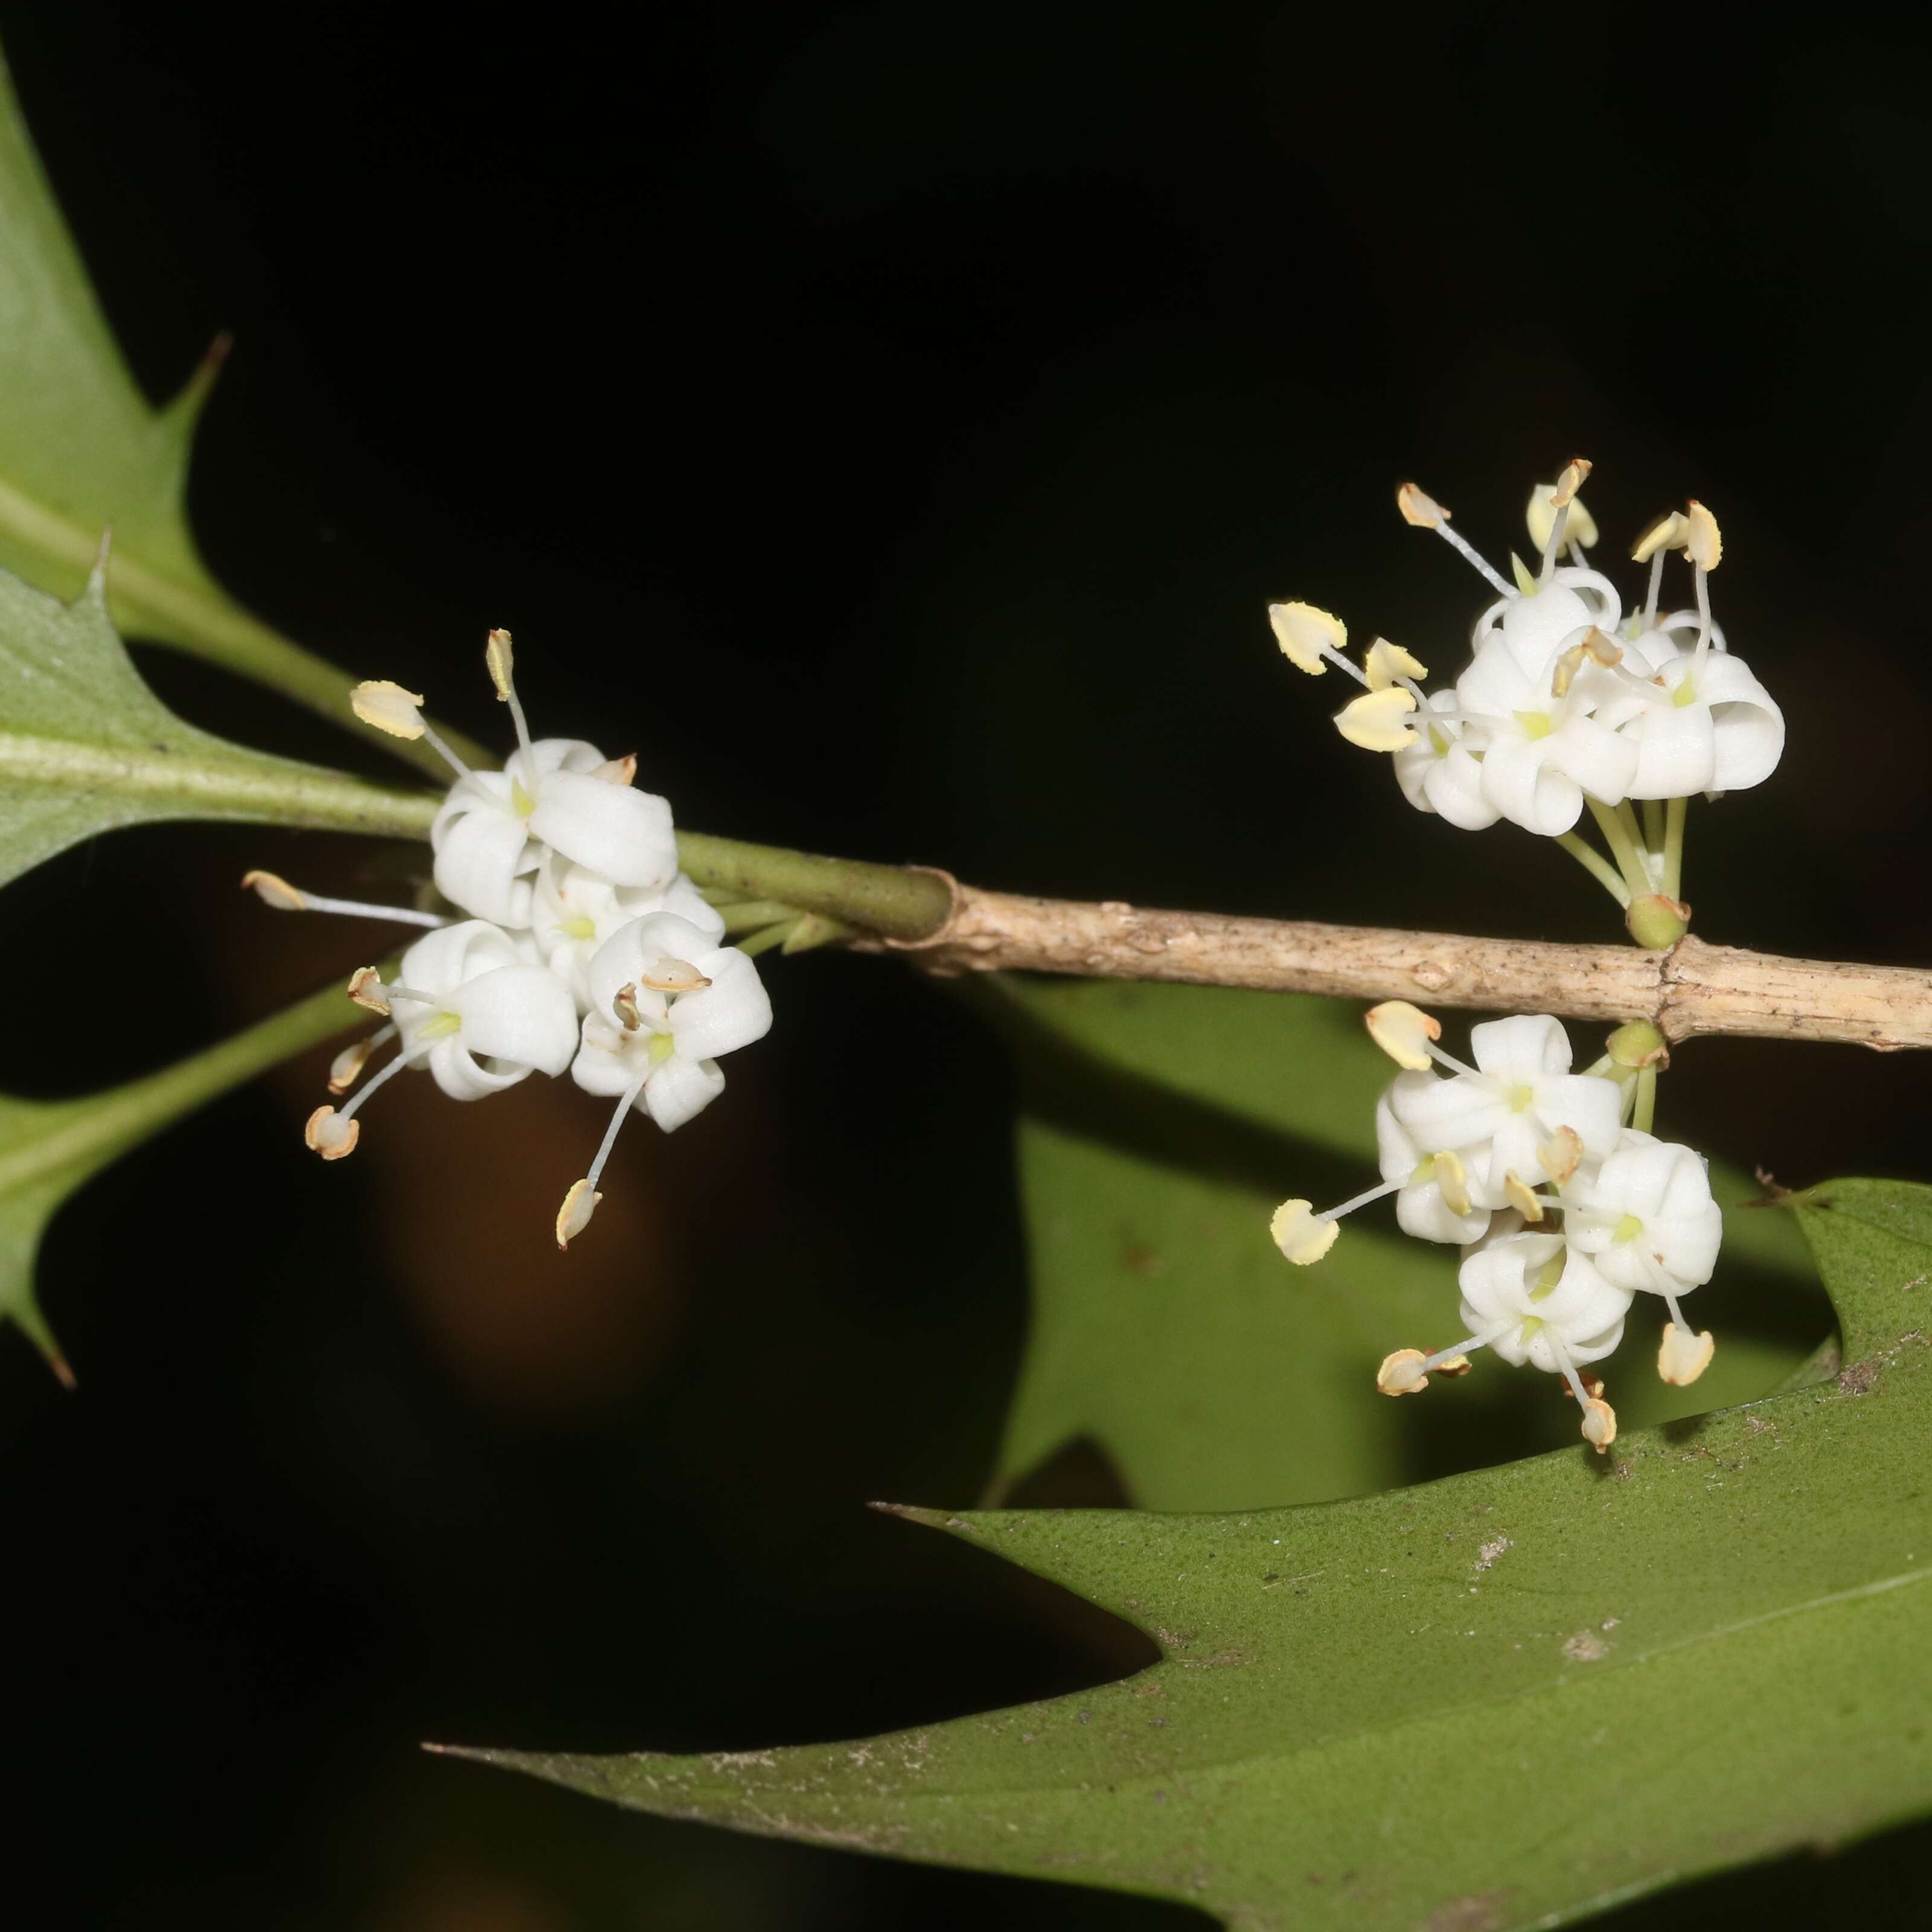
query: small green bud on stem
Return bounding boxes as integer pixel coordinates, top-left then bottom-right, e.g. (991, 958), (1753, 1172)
(1625, 892), (1691, 951)
(1606, 1018), (1669, 1070)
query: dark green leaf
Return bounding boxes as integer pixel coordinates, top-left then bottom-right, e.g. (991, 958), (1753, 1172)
(472, 1177), (1932, 1930)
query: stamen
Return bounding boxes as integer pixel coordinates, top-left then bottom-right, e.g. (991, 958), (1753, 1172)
(1375, 1348), (1430, 1395)
(1658, 1322), (1716, 1386)
(1334, 685), (1418, 750)
(1398, 481), (1515, 597)
(1320, 1176), (1406, 1221)
(636, 956), (712, 994)
(328, 1023), (395, 1093)
(350, 680), (427, 739)
(1538, 1125), (1585, 1187)
(304, 1106), (359, 1160)
(1364, 1000), (1441, 1072)
(1364, 638), (1428, 690)
(331, 1040), (426, 1126)
(346, 969), (440, 1016)
(485, 627), (537, 761)
(304, 1037), (433, 1156)
(556, 1070), (652, 1250)
(1535, 459), (1592, 583)
(349, 680), (471, 778)
(1505, 1171), (1544, 1222)
(241, 871), (447, 929)
(1268, 603), (1365, 682)
(1271, 1198), (1340, 1264)
(1422, 1040), (1489, 1084)
(593, 753), (639, 786)
(1433, 1150), (1473, 1217)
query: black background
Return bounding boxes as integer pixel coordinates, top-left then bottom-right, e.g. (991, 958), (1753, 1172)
(7, 4), (1932, 1926)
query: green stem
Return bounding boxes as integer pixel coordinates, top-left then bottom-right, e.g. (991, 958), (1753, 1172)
(735, 918), (799, 958)
(674, 831), (952, 941)
(712, 900), (808, 933)
(0, 974), (365, 1205)
(1640, 798), (1665, 862)
(1614, 801), (1656, 889)
(1632, 1064), (1658, 1136)
(1583, 798), (1653, 903)
(1663, 795), (1687, 901)
(0, 475), (490, 781)
(1554, 831), (1631, 908)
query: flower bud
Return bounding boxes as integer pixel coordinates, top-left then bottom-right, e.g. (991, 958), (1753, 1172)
(1625, 893), (1691, 951)
(1605, 1019), (1669, 1069)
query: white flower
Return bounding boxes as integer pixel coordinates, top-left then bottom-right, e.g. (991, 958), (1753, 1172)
(352, 630), (679, 927)
(1383, 1012), (1624, 1204)
(432, 738), (677, 927)
(554, 912), (773, 1247)
(302, 920), (578, 1157)
(1374, 1079), (1493, 1243)
(1467, 570), (1622, 686)
(1601, 625), (1784, 799)
(1455, 1226), (1631, 1374)
(1373, 1221), (1630, 1451)
(1392, 689), (1500, 830)
(531, 858), (725, 1010)
(1454, 622), (1639, 835)
(1565, 1129), (1722, 1308)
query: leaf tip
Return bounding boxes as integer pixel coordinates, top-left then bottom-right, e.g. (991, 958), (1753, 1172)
(866, 1500), (962, 1532)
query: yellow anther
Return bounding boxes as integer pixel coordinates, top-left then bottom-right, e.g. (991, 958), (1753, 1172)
(1538, 1125), (1584, 1188)
(594, 753), (638, 787)
(1657, 1322), (1716, 1387)
(240, 868), (307, 912)
(1396, 481), (1450, 528)
(1581, 1395), (1617, 1453)
(612, 984), (643, 1032)
(1364, 638), (1428, 690)
(350, 680), (427, 740)
(1271, 1198), (1339, 1265)
(1683, 499), (1722, 571)
(327, 1037), (377, 1095)
(1434, 1149), (1473, 1218)
(1269, 601), (1348, 676)
(1364, 999), (1441, 1072)
(1433, 1354), (1473, 1378)
(638, 957), (712, 994)
(1375, 1348), (1430, 1395)
(485, 627), (516, 702)
(1504, 1171), (1544, 1223)
(1631, 510), (1689, 564)
(1551, 456), (1593, 506)
(1550, 645), (1584, 700)
(1510, 552), (1537, 593)
(304, 1105), (360, 1160)
(555, 1178), (601, 1250)
(1335, 685), (1418, 750)
(346, 967), (390, 1016)
(1527, 481), (1601, 552)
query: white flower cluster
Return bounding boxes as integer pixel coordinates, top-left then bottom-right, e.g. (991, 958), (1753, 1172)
(245, 630), (771, 1249)
(1271, 1002), (1722, 1451)
(1268, 463), (1781, 938)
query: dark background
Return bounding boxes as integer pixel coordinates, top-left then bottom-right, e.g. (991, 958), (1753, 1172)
(7, 4), (1932, 1926)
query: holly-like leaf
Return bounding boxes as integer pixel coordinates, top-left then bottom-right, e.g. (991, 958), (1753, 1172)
(987, 976), (1822, 1510)
(0, 976), (365, 1377)
(0, 45), (461, 775)
(471, 1177), (1932, 1930)
(0, 562), (435, 888)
